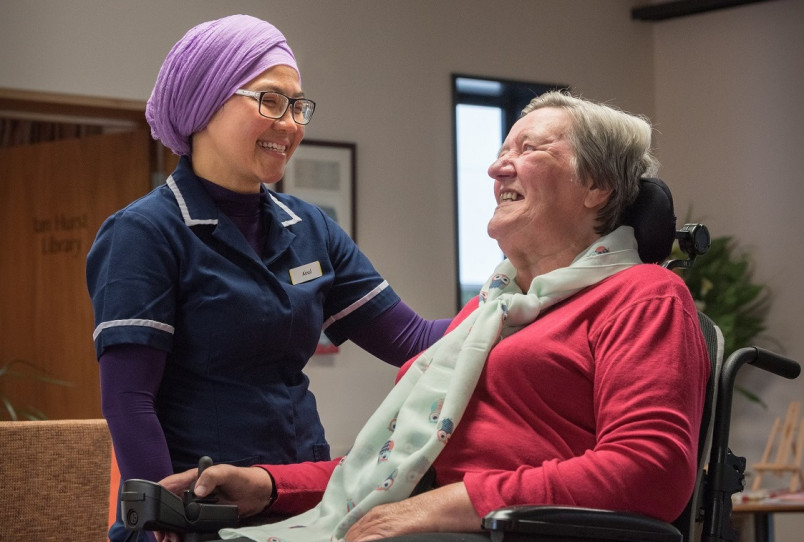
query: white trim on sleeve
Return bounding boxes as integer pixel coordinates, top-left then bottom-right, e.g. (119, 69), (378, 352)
(322, 281), (390, 331)
(92, 319), (175, 341)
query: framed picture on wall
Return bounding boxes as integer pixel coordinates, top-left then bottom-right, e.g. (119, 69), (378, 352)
(280, 139), (357, 355)
(280, 139), (356, 240)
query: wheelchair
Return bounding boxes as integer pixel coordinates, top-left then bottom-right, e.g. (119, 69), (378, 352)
(120, 178), (801, 542)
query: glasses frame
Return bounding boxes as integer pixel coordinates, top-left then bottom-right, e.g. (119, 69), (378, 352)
(234, 89), (316, 125)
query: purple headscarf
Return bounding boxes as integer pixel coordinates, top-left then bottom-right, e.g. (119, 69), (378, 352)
(146, 14), (299, 156)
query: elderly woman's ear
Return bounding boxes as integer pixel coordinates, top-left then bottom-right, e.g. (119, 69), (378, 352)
(583, 184), (612, 210)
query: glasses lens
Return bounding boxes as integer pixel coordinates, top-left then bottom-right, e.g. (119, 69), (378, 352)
(256, 92), (314, 124)
(292, 100), (315, 125)
(258, 92), (289, 119)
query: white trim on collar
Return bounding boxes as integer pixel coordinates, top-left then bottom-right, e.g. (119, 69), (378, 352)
(167, 176), (218, 227)
(167, 176), (302, 229)
(268, 192), (303, 227)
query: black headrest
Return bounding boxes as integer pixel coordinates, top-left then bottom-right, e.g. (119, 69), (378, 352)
(622, 178), (677, 264)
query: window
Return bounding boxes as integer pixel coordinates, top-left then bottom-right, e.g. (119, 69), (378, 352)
(452, 75), (564, 308)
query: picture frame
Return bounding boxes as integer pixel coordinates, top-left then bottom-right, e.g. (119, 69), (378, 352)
(280, 139), (357, 355)
(280, 139), (356, 240)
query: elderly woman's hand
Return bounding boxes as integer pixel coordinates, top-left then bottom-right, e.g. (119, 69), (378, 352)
(153, 464), (274, 542)
(344, 482), (481, 541)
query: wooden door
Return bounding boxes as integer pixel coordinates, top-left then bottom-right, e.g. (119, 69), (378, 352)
(0, 129), (151, 419)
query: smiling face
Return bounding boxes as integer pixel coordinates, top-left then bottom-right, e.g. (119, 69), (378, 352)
(190, 64), (305, 193)
(487, 107), (611, 282)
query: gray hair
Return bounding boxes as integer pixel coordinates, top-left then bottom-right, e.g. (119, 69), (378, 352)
(521, 91), (659, 234)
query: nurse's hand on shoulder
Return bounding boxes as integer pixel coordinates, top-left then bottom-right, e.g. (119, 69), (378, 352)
(155, 464), (274, 542)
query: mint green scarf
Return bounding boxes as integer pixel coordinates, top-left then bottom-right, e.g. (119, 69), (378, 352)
(222, 226), (641, 541)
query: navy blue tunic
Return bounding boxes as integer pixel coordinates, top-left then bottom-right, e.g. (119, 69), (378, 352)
(87, 158), (398, 470)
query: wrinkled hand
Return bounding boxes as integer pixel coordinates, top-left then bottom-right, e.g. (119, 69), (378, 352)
(344, 482), (481, 541)
(344, 498), (424, 541)
(154, 464), (273, 542)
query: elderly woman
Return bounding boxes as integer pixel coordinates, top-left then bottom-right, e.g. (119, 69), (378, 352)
(86, 15), (449, 542)
(157, 91), (709, 542)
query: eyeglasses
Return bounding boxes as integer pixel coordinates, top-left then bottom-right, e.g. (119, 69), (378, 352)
(234, 89), (316, 125)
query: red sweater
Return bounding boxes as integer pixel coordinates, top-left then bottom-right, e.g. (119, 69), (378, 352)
(264, 264), (709, 523)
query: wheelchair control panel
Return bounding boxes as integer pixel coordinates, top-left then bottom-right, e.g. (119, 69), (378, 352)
(121, 456), (238, 539)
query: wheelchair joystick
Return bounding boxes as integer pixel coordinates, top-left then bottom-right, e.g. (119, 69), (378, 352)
(185, 455), (216, 520)
(120, 456), (239, 541)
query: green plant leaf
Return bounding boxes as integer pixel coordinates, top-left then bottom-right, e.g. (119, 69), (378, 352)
(0, 359), (74, 420)
(0, 359), (74, 386)
(672, 232), (771, 407)
(1, 394), (19, 421)
(734, 385), (767, 409)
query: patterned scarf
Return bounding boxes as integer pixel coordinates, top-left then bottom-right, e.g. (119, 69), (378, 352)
(222, 226), (642, 541)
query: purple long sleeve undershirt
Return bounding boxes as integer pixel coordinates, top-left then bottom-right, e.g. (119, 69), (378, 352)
(102, 182), (450, 485)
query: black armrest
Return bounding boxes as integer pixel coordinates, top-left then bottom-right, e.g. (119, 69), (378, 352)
(482, 505), (682, 542)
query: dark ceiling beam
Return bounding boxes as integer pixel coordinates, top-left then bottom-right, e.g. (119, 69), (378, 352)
(632, 0), (774, 21)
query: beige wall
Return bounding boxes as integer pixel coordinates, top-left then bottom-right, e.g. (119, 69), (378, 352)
(652, 3), (804, 538)
(2, 0), (802, 538)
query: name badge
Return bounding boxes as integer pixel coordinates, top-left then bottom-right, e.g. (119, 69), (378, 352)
(289, 261), (323, 285)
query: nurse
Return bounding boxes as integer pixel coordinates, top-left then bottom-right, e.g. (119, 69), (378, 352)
(85, 14), (449, 542)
